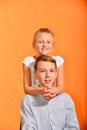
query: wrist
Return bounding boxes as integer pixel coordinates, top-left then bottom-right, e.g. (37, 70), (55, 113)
(39, 87), (45, 94)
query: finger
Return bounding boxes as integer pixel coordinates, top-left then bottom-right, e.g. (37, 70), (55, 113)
(50, 94), (56, 98)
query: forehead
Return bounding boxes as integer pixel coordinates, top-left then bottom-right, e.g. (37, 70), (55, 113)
(36, 32), (54, 40)
(37, 61), (56, 69)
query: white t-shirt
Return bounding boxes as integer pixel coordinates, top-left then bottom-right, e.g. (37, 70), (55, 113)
(22, 56), (64, 87)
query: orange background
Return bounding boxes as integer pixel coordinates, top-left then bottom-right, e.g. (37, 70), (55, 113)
(0, 0), (86, 130)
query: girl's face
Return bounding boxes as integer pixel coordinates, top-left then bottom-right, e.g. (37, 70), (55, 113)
(34, 32), (54, 56)
(34, 61), (57, 87)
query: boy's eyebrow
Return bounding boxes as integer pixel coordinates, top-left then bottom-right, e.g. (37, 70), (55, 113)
(38, 67), (56, 70)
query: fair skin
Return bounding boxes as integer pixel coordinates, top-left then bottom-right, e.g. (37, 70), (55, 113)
(34, 61), (57, 99)
(23, 32), (64, 99)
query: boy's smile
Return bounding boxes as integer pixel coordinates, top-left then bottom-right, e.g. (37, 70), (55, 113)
(34, 61), (57, 87)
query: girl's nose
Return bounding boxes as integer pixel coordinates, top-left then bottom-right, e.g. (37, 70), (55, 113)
(43, 41), (47, 46)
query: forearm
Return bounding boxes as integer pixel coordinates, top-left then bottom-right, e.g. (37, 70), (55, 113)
(24, 86), (45, 95)
(56, 85), (64, 94)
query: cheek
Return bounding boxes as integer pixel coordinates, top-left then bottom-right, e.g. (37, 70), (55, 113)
(34, 43), (39, 49)
(53, 73), (57, 79)
(38, 74), (45, 80)
(49, 44), (53, 49)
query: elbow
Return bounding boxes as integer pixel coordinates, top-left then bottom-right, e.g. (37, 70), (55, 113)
(62, 86), (65, 92)
(24, 89), (28, 94)
(23, 86), (29, 94)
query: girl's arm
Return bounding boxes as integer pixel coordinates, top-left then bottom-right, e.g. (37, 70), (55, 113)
(56, 63), (64, 93)
(23, 64), (44, 95)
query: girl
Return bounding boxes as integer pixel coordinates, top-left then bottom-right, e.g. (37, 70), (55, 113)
(22, 28), (64, 99)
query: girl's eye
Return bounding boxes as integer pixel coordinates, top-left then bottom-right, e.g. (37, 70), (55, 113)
(38, 41), (43, 43)
(36, 40), (42, 43)
(37, 40), (43, 43)
(47, 40), (53, 44)
(37, 40), (53, 44)
(47, 41), (51, 43)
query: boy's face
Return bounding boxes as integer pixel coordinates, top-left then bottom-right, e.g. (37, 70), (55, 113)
(34, 61), (57, 87)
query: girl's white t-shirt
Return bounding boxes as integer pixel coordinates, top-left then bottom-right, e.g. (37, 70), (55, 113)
(22, 56), (64, 87)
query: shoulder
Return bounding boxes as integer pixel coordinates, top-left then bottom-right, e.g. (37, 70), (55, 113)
(61, 93), (75, 107)
(20, 94), (33, 109)
(22, 56), (34, 62)
(52, 56), (64, 68)
(21, 94), (34, 105)
(21, 94), (47, 106)
(22, 56), (35, 67)
(56, 93), (74, 105)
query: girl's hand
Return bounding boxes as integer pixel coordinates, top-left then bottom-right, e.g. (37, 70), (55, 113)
(43, 86), (57, 100)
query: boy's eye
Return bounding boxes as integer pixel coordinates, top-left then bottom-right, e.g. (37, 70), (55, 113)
(50, 69), (55, 72)
(40, 70), (45, 72)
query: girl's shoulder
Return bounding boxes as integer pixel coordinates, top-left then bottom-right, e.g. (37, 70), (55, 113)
(22, 56), (35, 67)
(52, 56), (64, 68)
(23, 56), (35, 61)
(52, 55), (64, 60)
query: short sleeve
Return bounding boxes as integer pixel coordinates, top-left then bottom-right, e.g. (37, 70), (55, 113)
(53, 56), (64, 68)
(22, 56), (34, 68)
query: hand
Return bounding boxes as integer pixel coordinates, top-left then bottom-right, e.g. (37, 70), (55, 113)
(43, 86), (57, 100)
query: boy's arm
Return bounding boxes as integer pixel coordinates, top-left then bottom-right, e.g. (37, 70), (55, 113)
(64, 95), (80, 130)
(20, 96), (37, 130)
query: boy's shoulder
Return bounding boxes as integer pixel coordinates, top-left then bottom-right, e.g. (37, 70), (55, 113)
(57, 92), (72, 98)
(56, 92), (75, 106)
(22, 94), (48, 105)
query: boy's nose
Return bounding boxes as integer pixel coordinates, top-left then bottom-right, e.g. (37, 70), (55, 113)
(45, 71), (50, 77)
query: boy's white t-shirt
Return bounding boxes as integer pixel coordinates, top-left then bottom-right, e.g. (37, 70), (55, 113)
(22, 56), (64, 87)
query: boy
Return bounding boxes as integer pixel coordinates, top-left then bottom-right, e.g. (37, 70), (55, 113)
(20, 55), (80, 130)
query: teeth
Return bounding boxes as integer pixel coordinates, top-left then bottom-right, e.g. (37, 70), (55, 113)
(42, 48), (48, 50)
(45, 80), (51, 83)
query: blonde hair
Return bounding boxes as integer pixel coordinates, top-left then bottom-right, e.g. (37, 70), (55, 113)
(34, 54), (57, 71)
(32, 28), (54, 46)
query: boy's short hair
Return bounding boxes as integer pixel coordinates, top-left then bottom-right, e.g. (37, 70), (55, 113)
(34, 55), (57, 71)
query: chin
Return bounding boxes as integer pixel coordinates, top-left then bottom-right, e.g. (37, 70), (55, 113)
(41, 51), (49, 54)
(45, 83), (53, 86)
(41, 53), (48, 55)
